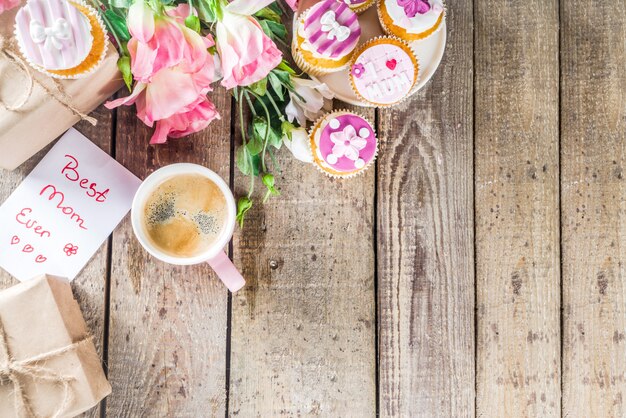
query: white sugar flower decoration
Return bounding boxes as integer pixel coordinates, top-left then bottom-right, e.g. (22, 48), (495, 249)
(328, 123), (368, 165)
(285, 77), (334, 127)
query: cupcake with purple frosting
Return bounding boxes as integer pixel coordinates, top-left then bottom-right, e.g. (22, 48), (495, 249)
(310, 110), (378, 178)
(292, 0), (361, 76)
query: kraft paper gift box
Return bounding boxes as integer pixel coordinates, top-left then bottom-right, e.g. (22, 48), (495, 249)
(0, 275), (111, 417)
(0, 7), (123, 171)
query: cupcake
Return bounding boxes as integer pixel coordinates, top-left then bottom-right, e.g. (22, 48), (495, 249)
(292, 0), (361, 76)
(14, 0), (107, 79)
(378, 0), (445, 41)
(310, 111), (377, 178)
(343, 0), (375, 14)
(349, 37), (419, 106)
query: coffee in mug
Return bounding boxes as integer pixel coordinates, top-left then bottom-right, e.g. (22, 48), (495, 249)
(143, 174), (228, 258)
(131, 164), (245, 292)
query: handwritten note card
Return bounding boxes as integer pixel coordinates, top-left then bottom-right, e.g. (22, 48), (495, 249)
(0, 128), (141, 281)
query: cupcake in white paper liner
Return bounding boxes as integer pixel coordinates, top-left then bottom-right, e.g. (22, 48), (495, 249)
(378, 0), (446, 42)
(348, 36), (419, 107)
(14, 0), (108, 79)
(292, 0), (362, 76)
(309, 110), (378, 179)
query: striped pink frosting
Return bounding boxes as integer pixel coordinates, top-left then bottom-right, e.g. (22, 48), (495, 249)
(15, 0), (93, 70)
(303, 0), (361, 59)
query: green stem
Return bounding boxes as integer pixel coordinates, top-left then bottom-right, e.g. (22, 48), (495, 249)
(244, 91), (257, 117)
(239, 90), (254, 198)
(266, 91), (285, 122)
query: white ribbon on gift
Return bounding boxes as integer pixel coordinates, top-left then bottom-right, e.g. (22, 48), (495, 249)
(29, 18), (71, 50)
(320, 11), (350, 42)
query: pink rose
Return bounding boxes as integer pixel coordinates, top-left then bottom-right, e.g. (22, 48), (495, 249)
(106, 2), (220, 144)
(215, 4), (282, 89)
(0, 0), (19, 14)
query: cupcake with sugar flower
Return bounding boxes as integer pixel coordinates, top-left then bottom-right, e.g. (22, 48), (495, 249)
(14, 0), (107, 79)
(310, 110), (378, 178)
(378, 0), (446, 41)
(292, 0), (361, 76)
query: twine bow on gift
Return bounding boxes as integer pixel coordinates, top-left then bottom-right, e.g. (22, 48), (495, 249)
(30, 18), (72, 51)
(0, 35), (97, 125)
(0, 321), (93, 418)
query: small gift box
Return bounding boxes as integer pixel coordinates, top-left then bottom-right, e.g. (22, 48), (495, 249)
(0, 275), (111, 417)
(0, 7), (123, 171)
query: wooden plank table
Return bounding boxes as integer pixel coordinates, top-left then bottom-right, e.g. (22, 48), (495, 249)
(0, 1), (624, 416)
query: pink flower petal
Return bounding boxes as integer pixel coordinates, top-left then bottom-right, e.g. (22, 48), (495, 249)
(127, 0), (155, 43)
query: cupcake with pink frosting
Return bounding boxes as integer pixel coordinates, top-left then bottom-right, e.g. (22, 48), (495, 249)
(310, 110), (378, 178)
(14, 0), (107, 79)
(292, 0), (361, 76)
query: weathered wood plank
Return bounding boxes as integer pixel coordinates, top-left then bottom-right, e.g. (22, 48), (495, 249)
(106, 88), (231, 417)
(229, 105), (377, 416)
(475, 0), (560, 416)
(0, 105), (113, 418)
(561, 2), (626, 416)
(376, 1), (474, 416)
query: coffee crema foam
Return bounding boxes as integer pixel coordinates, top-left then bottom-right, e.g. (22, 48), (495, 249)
(142, 174), (227, 258)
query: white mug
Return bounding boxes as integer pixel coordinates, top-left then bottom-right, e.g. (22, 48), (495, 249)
(131, 163), (245, 292)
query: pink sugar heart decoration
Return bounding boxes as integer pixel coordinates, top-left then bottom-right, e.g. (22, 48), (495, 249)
(35, 255), (47, 263)
(386, 59), (397, 70)
(22, 244), (34, 253)
(11, 235), (19, 245)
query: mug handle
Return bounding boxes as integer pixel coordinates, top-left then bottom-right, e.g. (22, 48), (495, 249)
(207, 251), (245, 292)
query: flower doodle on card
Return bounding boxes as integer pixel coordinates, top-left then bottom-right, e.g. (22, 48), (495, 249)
(63, 243), (79, 256)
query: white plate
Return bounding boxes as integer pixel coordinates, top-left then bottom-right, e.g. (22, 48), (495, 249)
(293, 6), (447, 107)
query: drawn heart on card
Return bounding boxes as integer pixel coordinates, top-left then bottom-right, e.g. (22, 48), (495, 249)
(22, 244), (34, 253)
(386, 59), (397, 70)
(11, 235), (20, 245)
(35, 255), (47, 263)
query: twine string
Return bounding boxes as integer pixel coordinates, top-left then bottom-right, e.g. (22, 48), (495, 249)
(0, 35), (97, 126)
(0, 319), (93, 418)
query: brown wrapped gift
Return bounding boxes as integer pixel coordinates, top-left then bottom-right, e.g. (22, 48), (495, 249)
(0, 7), (123, 171)
(0, 275), (111, 417)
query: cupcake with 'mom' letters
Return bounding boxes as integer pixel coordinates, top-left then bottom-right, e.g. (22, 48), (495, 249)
(292, 0), (361, 76)
(14, 0), (107, 79)
(378, 0), (445, 41)
(349, 36), (419, 107)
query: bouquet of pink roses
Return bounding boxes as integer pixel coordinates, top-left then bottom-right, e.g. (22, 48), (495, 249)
(92, 0), (332, 225)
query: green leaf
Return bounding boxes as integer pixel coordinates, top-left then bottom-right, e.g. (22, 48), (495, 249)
(247, 133), (264, 156)
(184, 14), (201, 33)
(236, 197), (253, 228)
(258, 20), (273, 39)
(272, 69), (294, 90)
(252, 117), (282, 151)
(109, 0), (131, 8)
(236, 147), (252, 176)
(254, 6), (281, 22)
(268, 72), (284, 101)
(248, 78), (267, 96)
(196, 0), (220, 23)
(104, 10), (131, 42)
(265, 20), (287, 40)
(117, 55), (133, 92)
(277, 60), (297, 75)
